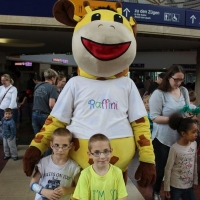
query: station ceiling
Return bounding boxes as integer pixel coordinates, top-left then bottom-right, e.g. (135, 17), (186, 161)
(0, 25), (200, 56)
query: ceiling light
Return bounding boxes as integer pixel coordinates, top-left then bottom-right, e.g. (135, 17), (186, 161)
(0, 38), (45, 47)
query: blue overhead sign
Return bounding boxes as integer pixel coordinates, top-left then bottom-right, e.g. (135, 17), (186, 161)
(122, 2), (185, 26)
(0, 1), (200, 29)
(0, 0), (56, 17)
(186, 10), (200, 28)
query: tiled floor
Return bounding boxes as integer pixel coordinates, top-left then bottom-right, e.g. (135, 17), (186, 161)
(0, 145), (40, 200)
(0, 145), (8, 173)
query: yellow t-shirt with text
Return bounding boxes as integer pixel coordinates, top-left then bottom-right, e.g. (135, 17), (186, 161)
(73, 164), (128, 200)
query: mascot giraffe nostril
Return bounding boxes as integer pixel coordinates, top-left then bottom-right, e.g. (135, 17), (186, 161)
(23, 0), (156, 187)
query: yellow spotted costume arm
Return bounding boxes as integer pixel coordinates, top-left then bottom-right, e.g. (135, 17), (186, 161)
(131, 116), (155, 164)
(30, 115), (67, 154)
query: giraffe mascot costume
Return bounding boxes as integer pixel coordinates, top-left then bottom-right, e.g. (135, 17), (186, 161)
(23, 0), (156, 187)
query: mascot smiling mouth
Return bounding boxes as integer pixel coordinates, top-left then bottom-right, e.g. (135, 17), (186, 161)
(81, 37), (131, 61)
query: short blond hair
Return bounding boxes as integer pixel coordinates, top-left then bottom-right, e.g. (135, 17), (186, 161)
(52, 128), (73, 142)
(88, 133), (111, 151)
(142, 95), (151, 102)
(44, 69), (58, 80)
(1, 74), (14, 84)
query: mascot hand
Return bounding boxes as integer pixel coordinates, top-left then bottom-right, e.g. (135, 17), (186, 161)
(135, 162), (156, 187)
(23, 146), (41, 177)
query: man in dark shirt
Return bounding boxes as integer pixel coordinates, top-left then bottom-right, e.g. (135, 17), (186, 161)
(148, 72), (165, 95)
(32, 69), (58, 135)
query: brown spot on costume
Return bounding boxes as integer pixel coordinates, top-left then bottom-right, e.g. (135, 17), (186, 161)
(40, 127), (45, 132)
(33, 134), (44, 143)
(72, 138), (80, 151)
(137, 134), (151, 147)
(110, 156), (119, 164)
(45, 117), (53, 125)
(88, 156), (119, 165)
(135, 117), (145, 123)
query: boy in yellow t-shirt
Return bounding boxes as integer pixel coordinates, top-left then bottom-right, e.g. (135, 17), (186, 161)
(73, 133), (128, 200)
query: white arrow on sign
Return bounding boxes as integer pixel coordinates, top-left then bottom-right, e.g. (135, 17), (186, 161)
(123, 8), (130, 18)
(190, 15), (196, 24)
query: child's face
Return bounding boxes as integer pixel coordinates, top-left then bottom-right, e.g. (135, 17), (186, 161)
(4, 112), (12, 119)
(182, 123), (198, 142)
(88, 141), (112, 168)
(50, 135), (72, 158)
(143, 99), (149, 112)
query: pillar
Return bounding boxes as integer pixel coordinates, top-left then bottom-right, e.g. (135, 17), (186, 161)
(196, 49), (200, 185)
(196, 50), (200, 120)
(0, 52), (6, 72)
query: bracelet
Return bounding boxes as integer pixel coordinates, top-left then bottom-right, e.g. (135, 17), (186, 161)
(30, 182), (44, 195)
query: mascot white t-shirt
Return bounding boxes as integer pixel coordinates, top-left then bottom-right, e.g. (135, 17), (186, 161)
(51, 76), (147, 139)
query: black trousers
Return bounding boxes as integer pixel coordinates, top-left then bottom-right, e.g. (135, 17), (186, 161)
(152, 138), (170, 193)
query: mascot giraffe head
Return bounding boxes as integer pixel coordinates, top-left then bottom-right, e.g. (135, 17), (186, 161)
(53, 0), (137, 78)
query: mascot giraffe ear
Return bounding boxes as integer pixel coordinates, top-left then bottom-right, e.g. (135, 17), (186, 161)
(53, 0), (79, 27)
(130, 16), (137, 37)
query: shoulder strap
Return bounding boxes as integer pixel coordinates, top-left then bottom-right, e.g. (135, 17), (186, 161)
(0, 86), (13, 105)
(34, 82), (46, 92)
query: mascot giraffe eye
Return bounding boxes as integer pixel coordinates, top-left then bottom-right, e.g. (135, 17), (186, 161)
(91, 13), (101, 21)
(114, 14), (123, 23)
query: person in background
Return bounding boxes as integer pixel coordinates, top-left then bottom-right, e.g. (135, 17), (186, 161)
(164, 113), (198, 200)
(33, 74), (42, 85)
(186, 91), (198, 119)
(148, 73), (165, 95)
(17, 90), (28, 126)
(32, 69), (58, 135)
(189, 91), (197, 110)
(0, 74), (18, 124)
(73, 133), (127, 200)
(30, 128), (80, 200)
(191, 82), (195, 91)
(133, 73), (145, 97)
(32, 69), (58, 157)
(149, 65), (190, 200)
(188, 90), (199, 147)
(71, 71), (78, 77)
(185, 82), (193, 91)
(142, 95), (153, 133)
(56, 74), (67, 95)
(26, 73), (36, 121)
(0, 73), (2, 86)
(13, 71), (21, 92)
(144, 76), (152, 93)
(2, 108), (18, 161)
